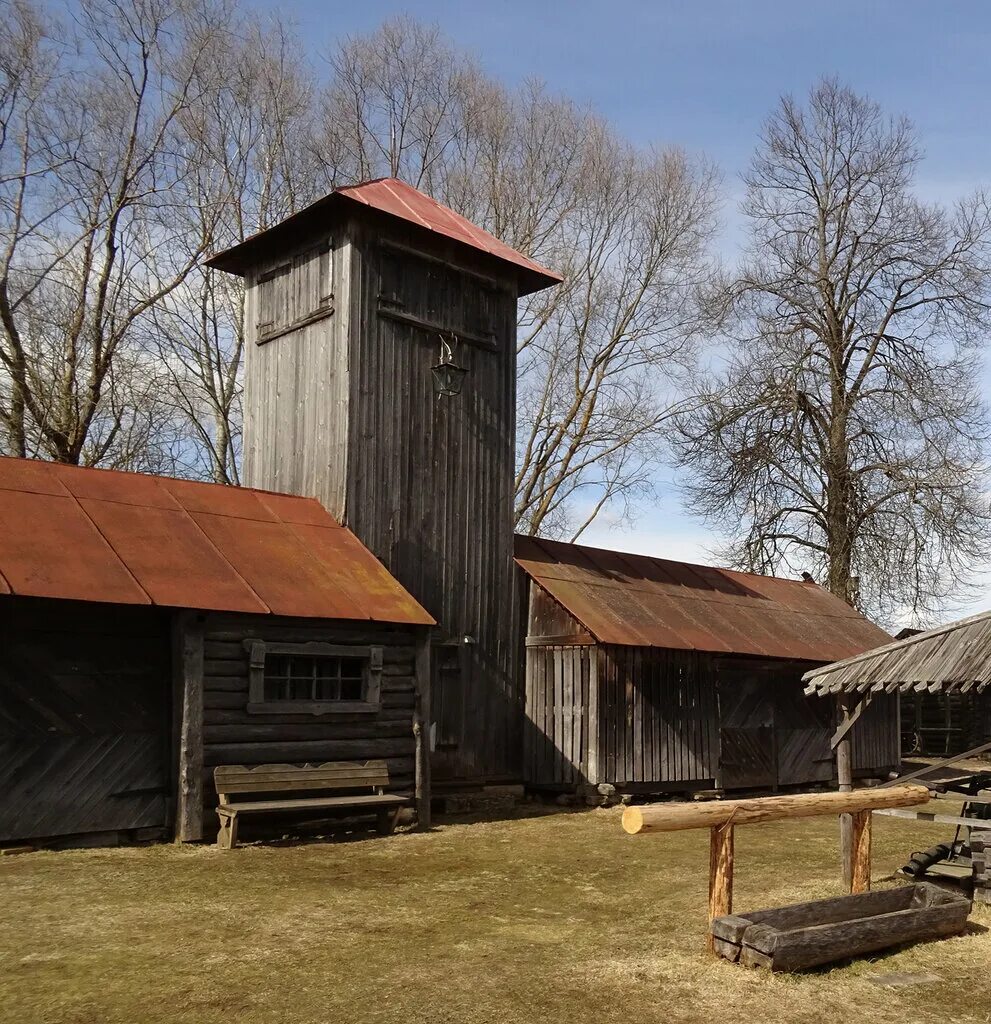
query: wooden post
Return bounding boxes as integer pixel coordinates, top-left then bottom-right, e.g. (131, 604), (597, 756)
(414, 627), (432, 830)
(708, 823), (734, 952)
(836, 694), (854, 889)
(850, 809), (872, 893)
(174, 611), (204, 843)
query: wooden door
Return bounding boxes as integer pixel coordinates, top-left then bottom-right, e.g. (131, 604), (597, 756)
(770, 677), (833, 786)
(0, 600), (171, 842)
(717, 672), (776, 789)
(429, 641), (467, 781)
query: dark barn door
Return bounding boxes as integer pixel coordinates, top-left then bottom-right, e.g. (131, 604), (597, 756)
(717, 661), (832, 790)
(717, 673), (776, 789)
(0, 600), (171, 843)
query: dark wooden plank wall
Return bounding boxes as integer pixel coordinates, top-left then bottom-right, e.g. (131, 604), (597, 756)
(850, 692), (901, 775)
(200, 613), (418, 811)
(346, 218), (521, 782)
(0, 597), (171, 842)
(597, 645), (718, 787)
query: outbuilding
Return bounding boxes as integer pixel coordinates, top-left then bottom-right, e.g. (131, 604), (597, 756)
(0, 456), (433, 847)
(515, 535), (898, 794)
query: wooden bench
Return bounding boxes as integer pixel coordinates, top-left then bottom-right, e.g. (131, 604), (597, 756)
(213, 761), (409, 850)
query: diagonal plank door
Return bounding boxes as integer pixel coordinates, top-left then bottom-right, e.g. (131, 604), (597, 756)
(0, 600), (171, 842)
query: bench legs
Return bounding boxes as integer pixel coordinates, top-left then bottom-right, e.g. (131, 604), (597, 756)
(217, 810), (239, 850)
(376, 807), (401, 836)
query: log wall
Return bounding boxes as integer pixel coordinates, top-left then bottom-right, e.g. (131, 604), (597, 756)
(200, 613), (418, 811)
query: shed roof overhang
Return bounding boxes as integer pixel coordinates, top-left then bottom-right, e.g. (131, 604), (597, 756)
(803, 609), (991, 697)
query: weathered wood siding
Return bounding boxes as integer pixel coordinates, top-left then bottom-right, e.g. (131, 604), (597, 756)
(241, 213), (522, 783)
(525, 644), (595, 785)
(598, 645), (719, 788)
(0, 597), (171, 842)
(523, 583), (900, 790)
(344, 220), (520, 781)
(241, 231), (349, 519)
(850, 692), (901, 775)
(523, 585), (719, 788)
(200, 613), (418, 811)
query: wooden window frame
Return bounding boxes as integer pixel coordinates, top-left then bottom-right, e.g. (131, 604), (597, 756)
(243, 640), (382, 715)
(255, 242), (334, 347)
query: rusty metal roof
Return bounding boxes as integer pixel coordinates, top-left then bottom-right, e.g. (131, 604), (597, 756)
(803, 610), (991, 697)
(515, 535), (890, 662)
(0, 457), (433, 625)
(206, 177), (562, 295)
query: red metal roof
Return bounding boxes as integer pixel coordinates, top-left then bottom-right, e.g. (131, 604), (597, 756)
(0, 457), (434, 625)
(206, 177), (562, 296)
(515, 535), (890, 663)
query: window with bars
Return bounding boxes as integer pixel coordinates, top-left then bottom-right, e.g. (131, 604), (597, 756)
(244, 640), (383, 714)
(263, 653), (365, 703)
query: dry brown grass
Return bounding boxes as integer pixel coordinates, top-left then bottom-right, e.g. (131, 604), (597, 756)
(1, 806), (989, 1024)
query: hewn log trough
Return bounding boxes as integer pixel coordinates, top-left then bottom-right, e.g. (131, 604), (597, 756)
(710, 882), (971, 972)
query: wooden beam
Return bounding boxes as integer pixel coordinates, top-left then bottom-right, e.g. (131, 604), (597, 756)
(414, 626), (432, 831)
(708, 824), (734, 953)
(836, 694), (855, 888)
(621, 784), (929, 835)
(174, 612), (205, 843)
(874, 807), (988, 828)
(829, 693), (872, 750)
(850, 810), (872, 893)
(878, 739), (991, 788)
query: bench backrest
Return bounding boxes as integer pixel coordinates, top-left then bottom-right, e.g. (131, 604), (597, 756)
(214, 761), (390, 800)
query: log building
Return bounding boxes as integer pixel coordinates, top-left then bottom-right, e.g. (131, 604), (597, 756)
(516, 535), (899, 793)
(0, 457), (432, 846)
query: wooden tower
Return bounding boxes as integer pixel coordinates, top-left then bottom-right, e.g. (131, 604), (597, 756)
(207, 178), (560, 783)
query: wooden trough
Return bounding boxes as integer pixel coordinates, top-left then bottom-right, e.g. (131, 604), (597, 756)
(621, 783), (976, 969)
(711, 882), (971, 972)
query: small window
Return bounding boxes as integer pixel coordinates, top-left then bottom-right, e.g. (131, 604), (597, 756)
(263, 653), (366, 703)
(244, 640), (382, 714)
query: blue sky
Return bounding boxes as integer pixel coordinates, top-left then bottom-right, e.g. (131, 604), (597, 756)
(275, 1), (991, 616)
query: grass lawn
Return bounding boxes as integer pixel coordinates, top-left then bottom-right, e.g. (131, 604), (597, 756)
(1, 806), (988, 1024)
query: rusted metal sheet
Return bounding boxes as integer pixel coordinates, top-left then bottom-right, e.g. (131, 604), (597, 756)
(0, 489), (150, 605)
(78, 499), (267, 614)
(339, 178), (559, 284)
(206, 177), (561, 295)
(515, 535), (891, 662)
(0, 456), (433, 625)
(804, 610), (991, 696)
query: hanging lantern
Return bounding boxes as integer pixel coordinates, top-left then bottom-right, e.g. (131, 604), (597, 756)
(431, 335), (467, 397)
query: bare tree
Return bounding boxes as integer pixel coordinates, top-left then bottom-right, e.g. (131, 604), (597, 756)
(676, 80), (991, 622)
(317, 19), (719, 539)
(148, 15), (319, 482)
(0, 0), (229, 467)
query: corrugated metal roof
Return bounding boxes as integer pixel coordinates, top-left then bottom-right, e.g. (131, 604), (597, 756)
(0, 457), (434, 625)
(515, 535), (890, 662)
(206, 177), (562, 296)
(803, 611), (991, 696)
